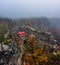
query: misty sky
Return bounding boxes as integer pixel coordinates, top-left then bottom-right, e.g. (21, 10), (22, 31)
(0, 0), (60, 18)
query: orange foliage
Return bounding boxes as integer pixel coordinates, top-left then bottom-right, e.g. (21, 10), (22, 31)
(27, 36), (33, 44)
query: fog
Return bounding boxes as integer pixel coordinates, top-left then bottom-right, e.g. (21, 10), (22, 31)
(0, 0), (60, 18)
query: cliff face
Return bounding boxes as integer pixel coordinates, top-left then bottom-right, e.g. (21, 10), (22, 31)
(49, 26), (60, 45)
(48, 18), (60, 45)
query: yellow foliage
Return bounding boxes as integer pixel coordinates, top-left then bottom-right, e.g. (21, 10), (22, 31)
(6, 39), (12, 42)
(34, 48), (44, 56)
(4, 38), (12, 45)
(34, 49), (39, 56)
(38, 54), (48, 62)
(56, 50), (60, 55)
